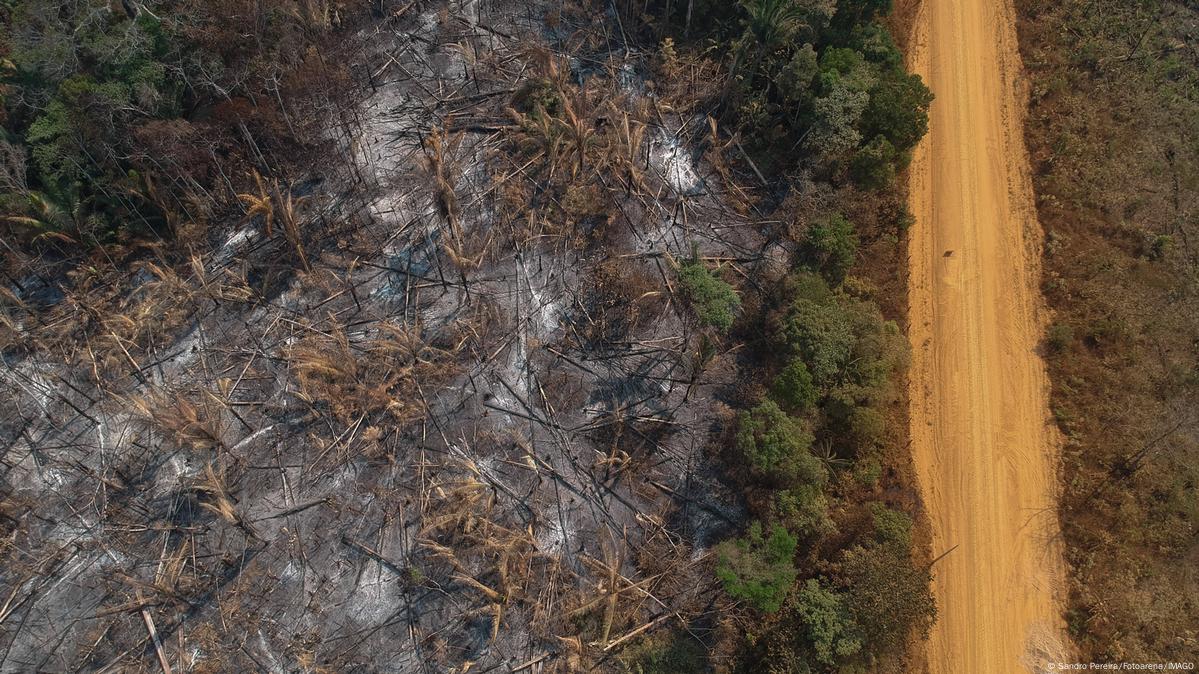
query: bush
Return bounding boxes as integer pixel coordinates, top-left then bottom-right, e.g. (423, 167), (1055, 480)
(795, 579), (863, 666)
(1045, 322), (1073, 354)
(772, 358), (818, 412)
(735, 401), (825, 486)
(804, 214), (859, 283)
(869, 503), (913, 548)
(620, 630), (709, 674)
(715, 521), (798, 614)
(837, 543), (936, 654)
(774, 484), (833, 538)
(512, 77), (562, 119)
(677, 260), (741, 331)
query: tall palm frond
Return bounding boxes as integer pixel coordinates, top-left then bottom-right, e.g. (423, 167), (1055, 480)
(741, 0), (811, 49)
(1, 186), (84, 243)
(236, 170), (274, 236)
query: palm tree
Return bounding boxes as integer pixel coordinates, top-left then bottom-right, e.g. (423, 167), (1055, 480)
(743, 0), (810, 50)
(724, 0), (812, 105)
(1, 184), (87, 243)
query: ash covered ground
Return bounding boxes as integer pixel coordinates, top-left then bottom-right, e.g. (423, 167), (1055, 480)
(0, 2), (794, 671)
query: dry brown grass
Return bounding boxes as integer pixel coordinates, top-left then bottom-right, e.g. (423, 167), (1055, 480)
(285, 318), (461, 425)
(130, 389), (227, 451)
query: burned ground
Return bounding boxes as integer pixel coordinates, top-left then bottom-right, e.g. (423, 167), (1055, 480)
(0, 2), (790, 671)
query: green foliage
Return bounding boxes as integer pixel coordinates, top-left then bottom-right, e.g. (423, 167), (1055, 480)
(716, 521), (799, 613)
(849, 22), (903, 69)
(862, 68), (933, 154)
(784, 286), (855, 385)
(783, 276), (906, 405)
(1045, 322), (1074, 354)
(621, 631), (710, 674)
(794, 579), (863, 666)
(670, 0), (929, 177)
(845, 404), (886, 449)
(853, 457), (882, 487)
(804, 214), (859, 282)
(772, 358), (818, 412)
(773, 483), (832, 537)
(834, 0), (893, 27)
(2, 0), (184, 241)
(805, 78), (870, 161)
(869, 503), (912, 548)
(850, 135), (898, 189)
(512, 77), (563, 120)
(735, 400), (825, 486)
(678, 260), (742, 331)
(775, 43), (819, 103)
(837, 543), (936, 654)
(739, 0), (815, 51)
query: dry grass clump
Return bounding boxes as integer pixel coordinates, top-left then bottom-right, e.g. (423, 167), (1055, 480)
(0, 284), (27, 352)
(7, 256), (199, 378)
(571, 258), (665, 349)
(238, 170), (312, 272)
(130, 388), (227, 451)
(285, 319), (461, 425)
(412, 456), (579, 669)
(422, 125), (497, 270)
(503, 50), (653, 251)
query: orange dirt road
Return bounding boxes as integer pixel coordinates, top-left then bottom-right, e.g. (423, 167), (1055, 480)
(906, 0), (1069, 671)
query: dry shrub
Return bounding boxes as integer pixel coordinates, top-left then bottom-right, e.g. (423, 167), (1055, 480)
(415, 456), (576, 662)
(286, 319), (460, 425)
(130, 389), (226, 451)
(573, 258), (666, 348)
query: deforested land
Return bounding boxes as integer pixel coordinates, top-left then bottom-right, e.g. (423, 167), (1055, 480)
(1, 1), (939, 672)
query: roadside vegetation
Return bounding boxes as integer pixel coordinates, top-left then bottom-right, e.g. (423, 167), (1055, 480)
(1016, 0), (1199, 660)
(637, 0), (936, 670)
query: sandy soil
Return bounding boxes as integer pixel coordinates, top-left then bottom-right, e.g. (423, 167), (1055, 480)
(906, 0), (1070, 671)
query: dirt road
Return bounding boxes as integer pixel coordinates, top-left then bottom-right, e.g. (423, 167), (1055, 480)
(906, 0), (1069, 671)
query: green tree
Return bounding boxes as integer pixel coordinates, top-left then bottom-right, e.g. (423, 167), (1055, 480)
(775, 43), (819, 105)
(741, 0), (813, 52)
(715, 521), (798, 613)
(772, 358), (818, 412)
(804, 213), (858, 282)
(773, 483), (833, 537)
(862, 68), (933, 154)
(784, 293), (854, 385)
(726, 0), (814, 102)
(794, 579), (863, 666)
(837, 543), (936, 654)
(850, 134), (899, 188)
(678, 260), (741, 331)
(869, 502), (913, 548)
(805, 79), (869, 162)
(834, 0), (893, 27)
(735, 400), (825, 485)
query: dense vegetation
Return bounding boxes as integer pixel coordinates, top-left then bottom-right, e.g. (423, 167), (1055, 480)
(644, 0), (936, 670)
(0, 0), (357, 245)
(655, 0), (930, 188)
(1016, 0), (1199, 660)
